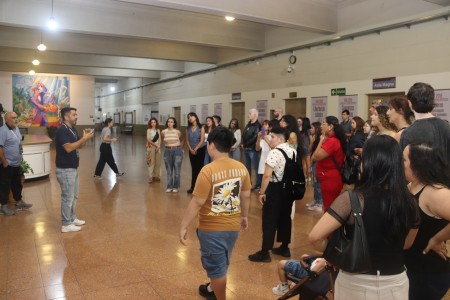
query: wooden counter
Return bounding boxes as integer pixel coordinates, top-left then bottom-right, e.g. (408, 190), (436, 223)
(22, 135), (52, 179)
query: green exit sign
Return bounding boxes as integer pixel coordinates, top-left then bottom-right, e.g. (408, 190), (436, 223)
(331, 88), (346, 96)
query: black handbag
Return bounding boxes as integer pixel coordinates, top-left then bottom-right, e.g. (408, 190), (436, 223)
(151, 131), (159, 143)
(330, 155), (359, 184)
(323, 190), (372, 273)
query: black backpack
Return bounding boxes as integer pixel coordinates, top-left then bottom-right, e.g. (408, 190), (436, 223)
(274, 148), (306, 200)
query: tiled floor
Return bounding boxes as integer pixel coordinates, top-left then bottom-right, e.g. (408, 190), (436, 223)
(1, 135), (448, 299)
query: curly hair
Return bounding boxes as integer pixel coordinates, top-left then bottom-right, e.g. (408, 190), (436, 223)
(375, 106), (397, 132)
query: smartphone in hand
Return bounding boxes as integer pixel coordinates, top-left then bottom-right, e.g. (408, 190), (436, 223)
(261, 127), (266, 136)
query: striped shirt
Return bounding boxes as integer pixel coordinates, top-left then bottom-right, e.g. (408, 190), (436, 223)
(162, 129), (181, 147)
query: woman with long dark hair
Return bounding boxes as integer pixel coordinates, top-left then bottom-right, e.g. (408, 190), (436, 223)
(186, 112), (205, 194)
(161, 117), (183, 193)
(203, 116), (216, 165)
(146, 117), (161, 183)
(404, 143), (450, 300)
(311, 116), (346, 212)
(387, 96), (414, 143)
(309, 135), (418, 299)
(347, 116), (365, 157)
(94, 118), (124, 179)
(228, 118), (241, 161)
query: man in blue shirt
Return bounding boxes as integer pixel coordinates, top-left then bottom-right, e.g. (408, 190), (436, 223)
(55, 107), (94, 233)
(0, 112), (33, 216)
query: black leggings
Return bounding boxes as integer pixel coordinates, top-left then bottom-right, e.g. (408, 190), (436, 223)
(0, 165), (22, 205)
(189, 146), (206, 190)
(94, 143), (119, 176)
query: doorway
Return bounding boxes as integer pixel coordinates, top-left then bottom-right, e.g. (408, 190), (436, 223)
(232, 102), (246, 129)
(285, 98), (307, 118)
(173, 106), (181, 126)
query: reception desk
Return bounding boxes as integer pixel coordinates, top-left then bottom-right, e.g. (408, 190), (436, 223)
(22, 135), (52, 179)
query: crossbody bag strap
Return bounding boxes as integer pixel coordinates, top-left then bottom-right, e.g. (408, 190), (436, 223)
(272, 148), (286, 183)
(330, 155), (343, 173)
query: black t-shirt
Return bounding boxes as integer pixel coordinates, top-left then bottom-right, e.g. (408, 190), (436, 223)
(55, 124), (80, 168)
(400, 117), (450, 160)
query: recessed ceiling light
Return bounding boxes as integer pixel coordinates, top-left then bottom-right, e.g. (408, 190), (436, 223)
(110, 86), (116, 92)
(37, 43), (47, 51)
(29, 70), (36, 75)
(225, 16), (235, 22)
(32, 59), (40, 66)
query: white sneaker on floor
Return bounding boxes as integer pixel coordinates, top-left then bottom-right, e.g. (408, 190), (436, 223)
(166, 189), (172, 193)
(305, 201), (315, 208)
(307, 204), (323, 212)
(72, 218), (86, 226)
(61, 224), (82, 233)
(172, 189), (179, 193)
(272, 283), (290, 296)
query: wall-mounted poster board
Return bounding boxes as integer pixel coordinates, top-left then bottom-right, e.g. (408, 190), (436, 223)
(311, 96), (328, 122)
(113, 112), (120, 124)
(125, 112), (133, 124)
(434, 89), (450, 122)
(338, 95), (358, 117)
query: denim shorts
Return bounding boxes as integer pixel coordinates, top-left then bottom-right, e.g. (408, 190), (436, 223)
(197, 229), (239, 278)
(284, 260), (308, 279)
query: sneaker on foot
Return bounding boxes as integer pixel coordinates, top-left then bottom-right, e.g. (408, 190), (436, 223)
(166, 189), (172, 193)
(307, 204), (323, 212)
(93, 175), (102, 180)
(116, 172), (125, 177)
(61, 224), (81, 233)
(199, 283), (216, 300)
(271, 246), (291, 257)
(272, 283), (290, 296)
(305, 201), (315, 207)
(1, 205), (15, 216)
(248, 250), (271, 262)
(172, 189), (179, 193)
(15, 200), (33, 210)
(72, 218), (86, 226)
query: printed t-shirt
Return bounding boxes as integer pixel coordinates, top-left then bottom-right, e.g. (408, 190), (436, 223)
(193, 157), (251, 232)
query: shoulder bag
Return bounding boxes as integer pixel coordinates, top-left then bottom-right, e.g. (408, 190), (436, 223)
(323, 190), (372, 273)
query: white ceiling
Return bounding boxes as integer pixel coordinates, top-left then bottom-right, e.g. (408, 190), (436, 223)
(0, 0), (448, 84)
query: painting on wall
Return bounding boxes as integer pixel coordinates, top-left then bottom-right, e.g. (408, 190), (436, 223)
(12, 74), (70, 127)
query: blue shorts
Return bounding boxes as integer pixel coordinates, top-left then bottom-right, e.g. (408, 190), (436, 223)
(284, 260), (308, 279)
(197, 229), (239, 278)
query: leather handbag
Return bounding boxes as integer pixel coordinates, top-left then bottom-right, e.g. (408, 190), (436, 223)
(323, 190), (372, 273)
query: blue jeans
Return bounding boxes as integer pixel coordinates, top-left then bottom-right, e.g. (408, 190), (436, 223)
(197, 229), (239, 278)
(312, 162), (323, 205)
(56, 168), (79, 226)
(244, 149), (261, 187)
(229, 148), (241, 162)
(164, 147), (183, 189)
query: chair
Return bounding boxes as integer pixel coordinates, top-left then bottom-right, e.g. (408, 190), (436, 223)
(278, 256), (337, 300)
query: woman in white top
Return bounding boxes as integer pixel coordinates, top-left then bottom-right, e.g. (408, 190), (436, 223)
(256, 120), (271, 179)
(146, 117), (161, 183)
(161, 117), (183, 193)
(94, 118), (124, 178)
(228, 118), (242, 161)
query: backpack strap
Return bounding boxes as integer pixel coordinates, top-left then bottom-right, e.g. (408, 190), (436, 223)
(272, 148), (295, 183)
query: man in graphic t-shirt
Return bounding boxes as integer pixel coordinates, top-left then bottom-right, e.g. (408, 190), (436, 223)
(179, 127), (251, 300)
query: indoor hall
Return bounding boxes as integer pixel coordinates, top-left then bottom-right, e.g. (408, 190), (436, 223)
(0, 134), (326, 300)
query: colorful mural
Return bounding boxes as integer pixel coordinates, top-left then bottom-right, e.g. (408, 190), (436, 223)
(12, 75), (70, 127)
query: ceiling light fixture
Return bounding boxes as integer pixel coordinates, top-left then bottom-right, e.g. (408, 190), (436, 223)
(225, 16), (235, 22)
(48, 0), (58, 30)
(29, 70), (36, 76)
(32, 59), (40, 66)
(110, 86), (116, 92)
(37, 31), (47, 51)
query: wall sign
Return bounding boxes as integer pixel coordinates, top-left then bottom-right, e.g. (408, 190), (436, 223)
(434, 89), (450, 122)
(331, 88), (346, 96)
(338, 95), (358, 117)
(373, 77), (396, 89)
(311, 96), (328, 122)
(232, 93), (241, 100)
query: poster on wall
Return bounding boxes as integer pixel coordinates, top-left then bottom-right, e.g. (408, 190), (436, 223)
(12, 74), (70, 127)
(214, 103), (222, 118)
(256, 100), (268, 124)
(434, 89), (450, 122)
(311, 96), (328, 122)
(143, 110), (151, 124)
(338, 95), (358, 117)
(201, 104), (208, 122)
(190, 105), (196, 113)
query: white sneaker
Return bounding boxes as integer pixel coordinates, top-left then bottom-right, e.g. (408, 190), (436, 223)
(172, 189), (179, 193)
(305, 201), (315, 208)
(166, 189), (172, 193)
(72, 218), (86, 226)
(307, 204), (323, 212)
(272, 283), (290, 296)
(61, 224), (82, 233)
